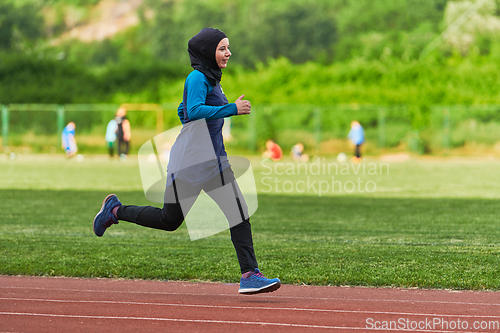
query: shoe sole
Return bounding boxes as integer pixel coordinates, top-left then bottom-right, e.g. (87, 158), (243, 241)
(238, 281), (281, 295)
(93, 194), (116, 237)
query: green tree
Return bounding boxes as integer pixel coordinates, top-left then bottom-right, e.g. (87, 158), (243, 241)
(0, 2), (45, 51)
(407, 0), (449, 30)
(145, 0), (337, 67)
(236, 0), (337, 65)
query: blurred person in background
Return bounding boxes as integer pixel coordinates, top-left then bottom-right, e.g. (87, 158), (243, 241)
(291, 142), (309, 162)
(348, 120), (364, 162)
(105, 117), (118, 158)
(115, 107), (131, 159)
(262, 139), (282, 161)
(61, 121), (77, 158)
(92, 28), (281, 295)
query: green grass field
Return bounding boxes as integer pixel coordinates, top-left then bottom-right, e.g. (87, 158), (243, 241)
(1, 154), (500, 290)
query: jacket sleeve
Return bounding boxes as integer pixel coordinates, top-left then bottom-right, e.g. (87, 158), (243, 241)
(185, 72), (238, 121)
(177, 102), (184, 124)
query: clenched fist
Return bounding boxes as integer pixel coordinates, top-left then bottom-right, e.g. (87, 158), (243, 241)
(235, 94), (251, 115)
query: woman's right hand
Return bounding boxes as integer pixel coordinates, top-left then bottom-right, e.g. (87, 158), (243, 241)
(235, 95), (251, 115)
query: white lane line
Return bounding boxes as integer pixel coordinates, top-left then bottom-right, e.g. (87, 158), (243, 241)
(0, 312), (480, 332)
(1, 286), (499, 307)
(1, 297), (499, 319)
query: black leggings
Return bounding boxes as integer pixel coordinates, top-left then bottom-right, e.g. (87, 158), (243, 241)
(116, 168), (258, 274)
(355, 144), (362, 158)
(117, 138), (129, 155)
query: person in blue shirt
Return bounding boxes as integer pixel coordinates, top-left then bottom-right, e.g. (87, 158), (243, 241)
(61, 122), (77, 158)
(348, 120), (365, 161)
(93, 28), (281, 295)
(105, 118), (117, 157)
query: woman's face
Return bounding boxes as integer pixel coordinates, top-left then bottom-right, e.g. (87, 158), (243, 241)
(215, 38), (231, 69)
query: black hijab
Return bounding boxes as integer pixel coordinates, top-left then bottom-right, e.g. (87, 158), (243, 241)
(188, 28), (227, 86)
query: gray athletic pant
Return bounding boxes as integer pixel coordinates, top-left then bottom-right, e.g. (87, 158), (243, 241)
(116, 168), (258, 274)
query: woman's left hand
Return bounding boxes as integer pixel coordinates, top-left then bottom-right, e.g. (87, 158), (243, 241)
(235, 94), (251, 115)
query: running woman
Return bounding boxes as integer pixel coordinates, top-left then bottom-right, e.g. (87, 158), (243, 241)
(93, 28), (281, 295)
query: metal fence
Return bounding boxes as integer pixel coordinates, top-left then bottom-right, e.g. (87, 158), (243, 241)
(2, 103), (500, 154)
(0, 103), (177, 147)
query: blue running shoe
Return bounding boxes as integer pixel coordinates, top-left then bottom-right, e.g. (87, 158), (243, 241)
(238, 268), (281, 295)
(93, 194), (121, 237)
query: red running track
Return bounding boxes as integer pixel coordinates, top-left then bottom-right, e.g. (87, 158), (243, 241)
(1, 275), (500, 332)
